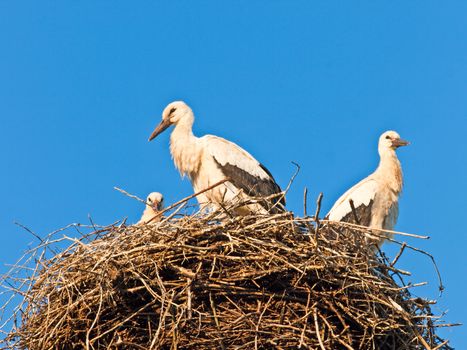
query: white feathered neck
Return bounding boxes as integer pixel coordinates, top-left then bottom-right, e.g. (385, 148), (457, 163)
(169, 114), (202, 179)
(373, 148), (403, 194)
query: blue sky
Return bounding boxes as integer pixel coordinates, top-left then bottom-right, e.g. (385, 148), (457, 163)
(1, 1), (466, 347)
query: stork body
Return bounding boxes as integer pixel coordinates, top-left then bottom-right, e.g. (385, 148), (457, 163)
(149, 101), (284, 215)
(137, 192), (164, 225)
(327, 131), (409, 246)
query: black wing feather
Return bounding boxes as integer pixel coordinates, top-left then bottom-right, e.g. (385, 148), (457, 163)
(213, 157), (285, 212)
(340, 200), (374, 226)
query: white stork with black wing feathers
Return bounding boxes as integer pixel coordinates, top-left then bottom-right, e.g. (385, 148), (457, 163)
(327, 130), (409, 246)
(148, 101), (285, 215)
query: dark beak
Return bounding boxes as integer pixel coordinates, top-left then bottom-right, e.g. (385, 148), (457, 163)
(392, 138), (409, 148)
(148, 119), (172, 141)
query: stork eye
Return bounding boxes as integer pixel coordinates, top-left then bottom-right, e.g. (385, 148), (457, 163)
(169, 107), (177, 116)
(385, 135), (391, 140)
(148, 198), (152, 203)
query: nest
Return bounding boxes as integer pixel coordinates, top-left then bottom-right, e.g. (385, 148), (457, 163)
(0, 199), (453, 349)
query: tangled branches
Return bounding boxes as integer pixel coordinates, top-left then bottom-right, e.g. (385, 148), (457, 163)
(0, 201), (453, 349)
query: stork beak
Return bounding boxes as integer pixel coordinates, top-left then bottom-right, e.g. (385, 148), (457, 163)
(392, 138), (409, 148)
(148, 119), (172, 141)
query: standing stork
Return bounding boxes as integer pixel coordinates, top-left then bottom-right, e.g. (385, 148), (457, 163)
(137, 192), (164, 225)
(148, 101), (285, 215)
(327, 130), (409, 246)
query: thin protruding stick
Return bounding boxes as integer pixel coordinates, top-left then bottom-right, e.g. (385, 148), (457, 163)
(273, 161), (300, 212)
(285, 162), (301, 194)
(322, 220), (430, 240)
(314, 192), (324, 224)
(113, 187), (147, 204)
(14, 222), (44, 244)
(314, 192), (323, 242)
(391, 242), (407, 267)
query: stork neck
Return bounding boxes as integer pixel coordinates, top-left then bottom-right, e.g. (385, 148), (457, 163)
(169, 122), (201, 178)
(171, 119), (195, 141)
(375, 150), (403, 193)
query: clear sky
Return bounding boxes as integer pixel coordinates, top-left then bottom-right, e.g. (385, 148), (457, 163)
(1, 1), (466, 347)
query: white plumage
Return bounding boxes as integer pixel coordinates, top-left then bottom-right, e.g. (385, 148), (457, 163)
(327, 131), (409, 246)
(137, 192), (164, 225)
(148, 101), (284, 214)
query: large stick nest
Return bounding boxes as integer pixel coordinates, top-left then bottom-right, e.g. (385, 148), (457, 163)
(0, 201), (452, 349)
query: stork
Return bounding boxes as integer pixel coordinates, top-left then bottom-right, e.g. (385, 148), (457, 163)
(327, 130), (409, 246)
(148, 101), (285, 215)
(137, 192), (164, 225)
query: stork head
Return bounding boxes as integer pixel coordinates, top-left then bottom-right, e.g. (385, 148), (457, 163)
(146, 192), (164, 211)
(148, 101), (193, 141)
(378, 130), (409, 154)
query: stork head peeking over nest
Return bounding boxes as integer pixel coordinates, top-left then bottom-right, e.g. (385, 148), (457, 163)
(137, 192), (164, 225)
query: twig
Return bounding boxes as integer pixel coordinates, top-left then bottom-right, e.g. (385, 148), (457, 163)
(113, 187), (147, 204)
(391, 242), (407, 267)
(314, 192), (324, 224)
(323, 220), (430, 239)
(14, 222), (43, 243)
(314, 192), (323, 240)
(284, 161), (301, 194)
(313, 309), (326, 350)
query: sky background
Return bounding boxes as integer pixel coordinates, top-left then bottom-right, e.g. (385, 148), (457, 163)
(1, 1), (466, 347)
